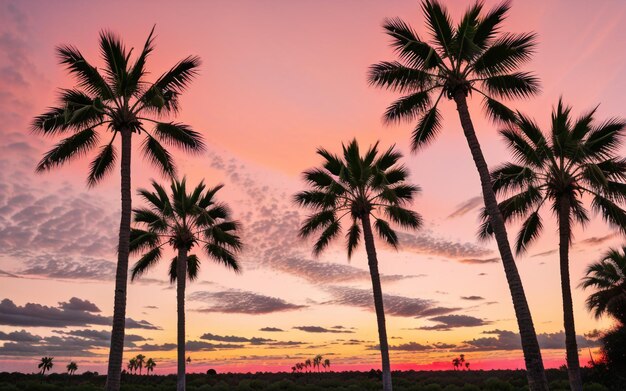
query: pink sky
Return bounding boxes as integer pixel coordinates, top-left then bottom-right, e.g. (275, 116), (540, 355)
(0, 0), (625, 374)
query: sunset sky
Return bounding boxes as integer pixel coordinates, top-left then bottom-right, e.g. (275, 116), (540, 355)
(1, 0), (626, 375)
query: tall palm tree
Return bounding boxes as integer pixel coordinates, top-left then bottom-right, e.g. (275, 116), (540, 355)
(38, 357), (54, 376)
(481, 99), (626, 390)
(304, 359), (312, 373)
(580, 246), (626, 324)
(323, 358), (331, 372)
(368, 1), (547, 389)
(313, 354), (323, 372)
(32, 27), (205, 391)
(295, 140), (422, 391)
(146, 358), (156, 375)
(135, 354), (146, 375)
(66, 361), (78, 375)
(130, 178), (243, 391)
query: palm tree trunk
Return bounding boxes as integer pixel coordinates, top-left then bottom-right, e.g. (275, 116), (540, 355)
(558, 197), (583, 391)
(452, 91), (548, 391)
(361, 212), (393, 391)
(106, 128), (132, 391)
(177, 248), (188, 391)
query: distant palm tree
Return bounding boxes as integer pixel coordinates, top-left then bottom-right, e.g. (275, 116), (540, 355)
(295, 140), (422, 391)
(32, 27), (205, 391)
(313, 355), (323, 372)
(66, 361), (78, 375)
(130, 178), (243, 391)
(135, 354), (146, 375)
(146, 358), (156, 375)
(323, 359), (331, 372)
(482, 100), (626, 391)
(465, 362), (471, 371)
(368, 2), (547, 389)
(452, 357), (460, 371)
(38, 357), (53, 375)
(127, 358), (137, 375)
(581, 247), (626, 324)
(304, 359), (312, 373)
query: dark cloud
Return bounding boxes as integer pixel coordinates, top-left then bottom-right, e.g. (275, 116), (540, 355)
(447, 196), (482, 219)
(0, 330), (41, 342)
(369, 342), (431, 351)
(0, 298), (158, 329)
(531, 249), (557, 258)
(461, 329), (601, 352)
(189, 289), (307, 314)
(200, 332), (275, 344)
(325, 286), (458, 318)
(58, 297), (101, 313)
(460, 296), (485, 301)
(260, 327), (284, 332)
(133, 341), (244, 352)
(417, 315), (491, 331)
(433, 342), (457, 349)
(458, 257), (499, 264)
(293, 326), (355, 334)
(577, 234), (615, 246)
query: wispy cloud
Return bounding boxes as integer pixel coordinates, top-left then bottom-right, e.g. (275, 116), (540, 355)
(189, 289), (307, 314)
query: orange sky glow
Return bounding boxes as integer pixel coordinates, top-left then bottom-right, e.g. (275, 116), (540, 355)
(1, 0), (625, 375)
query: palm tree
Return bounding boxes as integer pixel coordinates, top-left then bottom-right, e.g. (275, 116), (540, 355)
(135, 354), (146, 375)
(130, 178), (243, 391)
(581, 247), (626, 324)
(482, 99), (626, 390)
(66, 361), (78, 375)
(465, 362), (471, 371)
(295, 140), (422, 391)
(127, 358), (137, 375)
(32, 27), (205, 391)
(368, 1), (547, 389)
(452, 357), (460, 371)
(304, 359), (312, 373)
(146, 358), (156, 375)
(38, 357), (54, 375)
(324, 359), (331, 372)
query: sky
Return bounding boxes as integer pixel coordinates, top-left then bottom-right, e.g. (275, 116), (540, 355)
(1, 0), (626, 375)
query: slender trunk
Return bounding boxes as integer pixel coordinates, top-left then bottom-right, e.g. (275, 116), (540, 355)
(361, 213), (393, 391)
(558, 197), (583, 391)
(452, 92), (548, 391)
(177, 248), (188, 391)
(106, 128), (132, 391)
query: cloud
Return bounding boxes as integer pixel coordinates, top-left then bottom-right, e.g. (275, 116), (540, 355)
(368, 342), (431, 351)
(458, 257), (499, 264)
(324, 286), (458, 318)
(0, 298), (158, 329)
(461, 329), (601, 352)
(577, 234), (615, 246)
(133, 341), (244, 352)
(189, 289), (307, 314)
(0, 330), (41, 342)
(58, 297), (101, 313)
(447, 196), (482, 219)
(259, 327), (284, 332)
(417, 315), (492, 331)
(200, 332), (275, 345)
(397, 232), (493, 259)
(293, 326), (354, 334)
(460, 296), (485, 301)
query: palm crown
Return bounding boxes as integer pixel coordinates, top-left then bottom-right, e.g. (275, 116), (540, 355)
(32, 27), (205, 185)
(368, 0), (539, 149)
(480, 99), (626, 252)
(294, 139), (422, 257)
(130, 178), (242, 281)
(580, 247), (626, 323)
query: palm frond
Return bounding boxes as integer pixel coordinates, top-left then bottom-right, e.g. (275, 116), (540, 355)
(473, 1), (511, 49)
(36, 128), (99, 172)
(482, 95), (517, 123)
(482, 72), (540, 100)
(141, 135), (176, 177)
(56, 45), (113, 99)
(514, 211), (542, 254)
(385, 205), (423, 229)
(204, 243), (240, 272)
(153, 122), (206, 152)
(129, 228), (160, 254)
(130, 247), (162, 281)
(374, 218), (398, 248)
(472, 32), (536, 76)
(382, 17), (442, 69)
(421, 0), (454, 61)
(346, 221), (361, 259)
(313, 220), (341, 256)
(383, 90), (432, 124)
(87, 139), (117, 187)
(299, 210), (336, 238)
(411, 104), (442, 150)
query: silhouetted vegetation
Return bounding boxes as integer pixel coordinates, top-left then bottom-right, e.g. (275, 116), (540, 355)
(0, 369), (618, 390)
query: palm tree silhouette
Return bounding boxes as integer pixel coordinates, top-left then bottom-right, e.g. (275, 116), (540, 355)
(304, 359), (312, 373)
(323, 359), (331, 372)
(368, 1), (547, 389)
(32, 27), (205, 391)
(481, 99), (626, 390)
(66, 361), (78, 375)
(127, 358), (137, 375)
(130, 178), (242, 391)
(295, 140), (422, 391)
(580, 246), (626, 324)
(135, 354), (146, 375)
(452, 357), (460, 371)
(38, 357), (53, 375)
(146, 358), (156, 375)
(313, 355), (323, 372)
